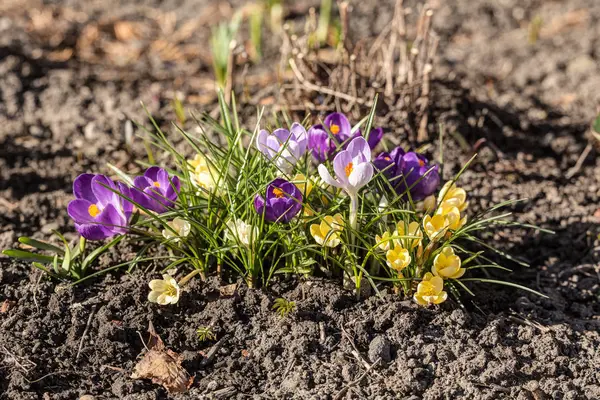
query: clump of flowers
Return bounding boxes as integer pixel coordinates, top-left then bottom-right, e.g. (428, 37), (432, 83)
(4, 101), (548, 308)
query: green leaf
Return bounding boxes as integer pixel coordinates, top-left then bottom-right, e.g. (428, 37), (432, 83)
(82, 235), (124, 272)
(107, 163), (134, 185)
(461, 278), (548, 298)
(51, 230), (72, 273)
(2, 249), (56, 263)
(18, 237), (64, 255)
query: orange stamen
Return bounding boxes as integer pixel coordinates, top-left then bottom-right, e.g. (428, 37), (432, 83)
(153, 181), (161, 188)
(345, 162), (354, 177)
(418, 159), (425, 167)
(88, 204), (100, 218)
(273, 188), (285, 198)
(330, 124), (340, 135)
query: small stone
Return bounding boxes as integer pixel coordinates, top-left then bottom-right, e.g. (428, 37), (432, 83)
(79, 396), (95, 400)
(206, 380), (218, 391)
(368, 336), (391, 363)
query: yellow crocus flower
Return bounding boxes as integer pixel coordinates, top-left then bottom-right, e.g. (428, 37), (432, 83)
(310, 214), (344, 247)
(436, 202), (467, 231)
(438, 181), (468, 212)
(395, 221), (423, 249)
(188, 154), (219, 192)
(291, 173), (314, 198)
(413, 272), (447, 306)
(432, 247), (465, 279)
(375, 231), (393, 251)
(292, 174), (316, 217)
(423, 214), (449, 241)
(417, 195), (436, 214)
(386, 245), (411, 272)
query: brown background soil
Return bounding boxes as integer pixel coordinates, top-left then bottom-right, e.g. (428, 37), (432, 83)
(1, 0), (599, 399)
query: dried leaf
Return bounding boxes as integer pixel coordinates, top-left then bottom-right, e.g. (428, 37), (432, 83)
(1, 300), (16, 313)
(131, 322), (193, 393)
(219, 283), (238, 297)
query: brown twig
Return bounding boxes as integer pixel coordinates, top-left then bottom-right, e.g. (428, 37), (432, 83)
(565, 143), (593, 179)
(76, 305), (97, 362)
(289, 59), (369, 105)
(333, 358), (381, 400)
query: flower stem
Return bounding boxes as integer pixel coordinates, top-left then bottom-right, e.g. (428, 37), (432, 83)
(349, 193), (359, 239)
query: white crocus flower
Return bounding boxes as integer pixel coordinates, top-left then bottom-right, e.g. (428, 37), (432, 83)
(162, 217), (191, 241)
(148, 274), (180, 305)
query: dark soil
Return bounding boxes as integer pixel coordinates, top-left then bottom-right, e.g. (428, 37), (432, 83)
(1, 0), (599, 399)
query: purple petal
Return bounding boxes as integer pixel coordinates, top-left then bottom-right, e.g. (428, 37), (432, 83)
(133, 175), (152, 190)
(390, 147), (406, 164)
(290, 123), (308, 154)
(156, 168), (171, 189)
(272, 128), (291, 144)
(324, 112), (352, 139)
(164, 175), (180, 202)
(366, 127), (384, 149)
(117, 182), (134, 219)
(73, 174), (96, 202)
(75, 223), (112, 241)
(254, 194), (266, 216)
(308, 125), (329, 162)
(144, 166), (161, 182)
(91, 175), (117, 208)
(346, 137), (371, 163)
(265, 136), (281, 158)
(98, 203), (127, 234)
(256, 129), (270, 155)
(68, 199), (96, 224)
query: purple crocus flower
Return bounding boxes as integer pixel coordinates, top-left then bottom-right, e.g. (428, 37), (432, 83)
(132, 167), (180, 214)
(67, 174), (133, 240)
(318, 136), (373, 196)
(308, 112), (384, 162)
(256, 123), (308, 173)
(254, 178), (303, 223)
(374, 147), (440, 201)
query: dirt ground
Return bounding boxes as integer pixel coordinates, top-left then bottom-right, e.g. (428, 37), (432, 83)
(1, 0), (599, 399)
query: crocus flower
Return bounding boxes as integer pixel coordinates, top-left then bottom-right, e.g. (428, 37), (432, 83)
(310, 214), (344, 247)
(132, 167), (180, 213)
(291, 173), (316, 217)
(436, 202), (466, 231)
(308, 113), (384, 162)
(257, 123), (308, 173)
(423, 214), (450, 241)
(414, 272), (447, 306)
(318, 137), (373, 196)
(432, 247), (465, 279)
(254, 178), (303, 223)
(374, 147), (440, 201)
(224, 219), (258, 247)
(394, 221), (423, 249)
(417, 195), (436, 214)
(67, 174), (133, 241)
(375, 231), (393, 251)
(386, 246), (411, 272)
(188, 154), (219, 193)
(438, 181), (468, 212)
(162, 217), (191, 242)
(148, 274), (180, 305)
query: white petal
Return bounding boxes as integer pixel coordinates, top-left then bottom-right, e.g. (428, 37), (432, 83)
(318, 164), (343, 188)
(348, 162), (373, 190)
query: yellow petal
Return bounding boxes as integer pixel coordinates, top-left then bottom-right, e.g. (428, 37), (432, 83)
(149, 280), (168, 291)
(148, 290), (161, 303)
